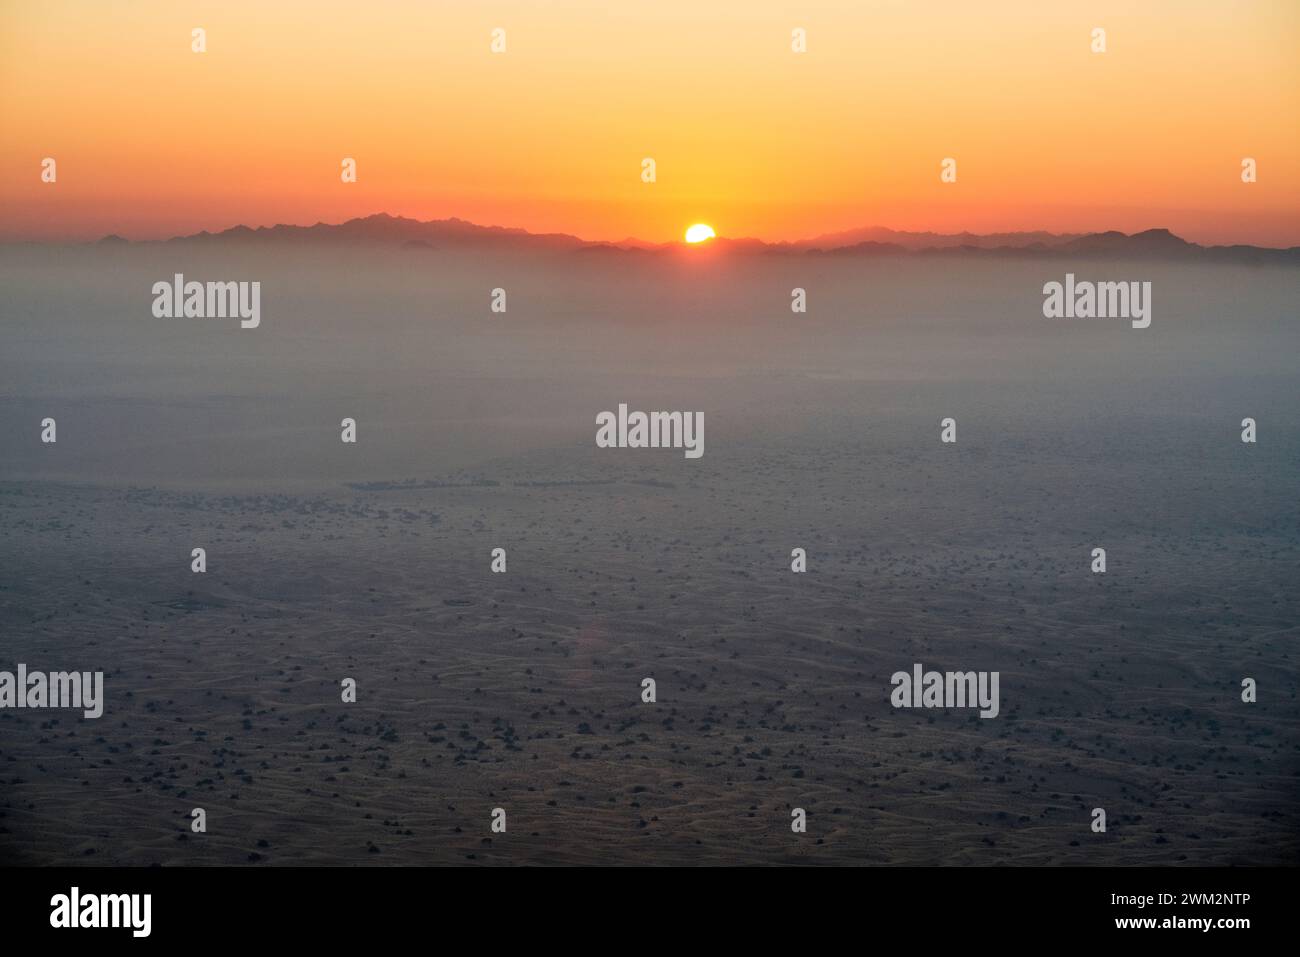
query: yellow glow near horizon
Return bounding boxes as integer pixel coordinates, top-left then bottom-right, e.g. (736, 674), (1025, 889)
(685, 224), (716, 244)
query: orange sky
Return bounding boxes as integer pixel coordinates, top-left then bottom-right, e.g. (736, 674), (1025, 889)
(2, 0), (1297, 245)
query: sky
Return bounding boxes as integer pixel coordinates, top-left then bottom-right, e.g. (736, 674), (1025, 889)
(2, 0), (1297, 245)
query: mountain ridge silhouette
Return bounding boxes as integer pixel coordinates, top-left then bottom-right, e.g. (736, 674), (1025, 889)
(73, 213), (1297, 263)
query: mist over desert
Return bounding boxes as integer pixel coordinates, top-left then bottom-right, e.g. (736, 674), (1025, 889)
(1, 233), (1295, 865)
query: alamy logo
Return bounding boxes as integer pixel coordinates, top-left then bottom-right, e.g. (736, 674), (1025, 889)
(151, 274), (261, 328)
(50, 887), (151, 937)
(0, 665), (103, 718)
(1042, 273), (1151, 328)
(890, 663), (1000, 718)
(596, 403), (703, 459)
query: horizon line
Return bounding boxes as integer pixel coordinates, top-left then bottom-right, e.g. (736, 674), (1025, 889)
(6, 211), (1300, 253)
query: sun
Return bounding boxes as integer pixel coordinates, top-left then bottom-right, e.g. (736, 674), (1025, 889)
(684, 223), (716, 244)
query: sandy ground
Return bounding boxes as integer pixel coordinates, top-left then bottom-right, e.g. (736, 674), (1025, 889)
(1, 431), (1295, 865)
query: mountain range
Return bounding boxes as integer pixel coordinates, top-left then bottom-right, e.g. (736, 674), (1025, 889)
(87, 213), (1299, 264)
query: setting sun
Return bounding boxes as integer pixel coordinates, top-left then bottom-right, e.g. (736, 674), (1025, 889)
(684, 224), (716, 244)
